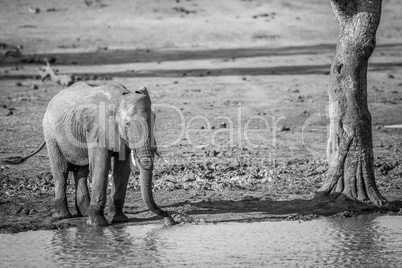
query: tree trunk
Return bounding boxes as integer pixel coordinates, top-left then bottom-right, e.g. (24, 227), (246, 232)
(318, 0), (386, 205)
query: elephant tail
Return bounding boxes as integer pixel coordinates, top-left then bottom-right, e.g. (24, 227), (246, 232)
(2, 141), (46, 165)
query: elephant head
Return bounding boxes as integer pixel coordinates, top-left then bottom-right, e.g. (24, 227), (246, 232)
(115, 87), (174, 224)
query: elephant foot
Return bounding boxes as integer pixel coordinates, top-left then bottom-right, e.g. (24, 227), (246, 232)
(53, 199), (72, 219)
(106, 195), (128, 223)
(87, 206), (109, 226)
(110, 212), (129, 224)
(76, 198), (90, 217)
(163, 216), (176, 227)
(52, 210), (72, 220)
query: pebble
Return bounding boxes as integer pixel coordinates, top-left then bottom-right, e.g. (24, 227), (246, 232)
(29, 209), (37, 216)
(21, 208), (30, 215)
(28, 6), (40, 14)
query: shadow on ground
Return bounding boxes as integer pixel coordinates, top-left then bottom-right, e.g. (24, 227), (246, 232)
(166, 194), (402, 223)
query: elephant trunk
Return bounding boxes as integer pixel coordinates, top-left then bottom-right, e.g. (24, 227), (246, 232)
(132, 151), (174, 224)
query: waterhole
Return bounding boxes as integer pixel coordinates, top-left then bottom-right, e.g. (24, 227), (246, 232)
(1, 215), (401, 267)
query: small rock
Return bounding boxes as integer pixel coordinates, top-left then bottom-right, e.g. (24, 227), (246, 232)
(376, 126), (381, 130)
(5, 110), (13, 116)
(219, 122), (227, 128)
(211, 125), (216, 129)
(315, 166), (326, 173)
(388, 73), (395, 79)
(15, 81), (22, 86)
(31, 84), (39, 90)
(183, 174), (195, 182)
(14, 207), (23, 215)
(29, 209), (38, 216)
(21, 208), (30, 215)
(279, 125), (291, 131)
(28, 6), (40, 14)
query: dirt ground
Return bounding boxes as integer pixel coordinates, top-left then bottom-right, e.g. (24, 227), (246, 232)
(0, 0), (401, 233)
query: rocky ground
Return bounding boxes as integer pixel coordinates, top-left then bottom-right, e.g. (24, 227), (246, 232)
(0, 0), (401, 233)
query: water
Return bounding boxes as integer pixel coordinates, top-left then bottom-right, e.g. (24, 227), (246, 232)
(1, 215), (402, 267)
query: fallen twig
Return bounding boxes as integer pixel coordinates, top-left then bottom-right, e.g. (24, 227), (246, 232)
(38, 61), (74, 87)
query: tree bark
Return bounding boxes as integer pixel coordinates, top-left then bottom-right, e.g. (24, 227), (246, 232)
(318, 0), (386, 205)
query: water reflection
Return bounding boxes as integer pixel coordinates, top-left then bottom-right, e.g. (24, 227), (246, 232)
(50, 225), (163, 267)
(1, 216), (401, 267)
(328, 215), (402, 267)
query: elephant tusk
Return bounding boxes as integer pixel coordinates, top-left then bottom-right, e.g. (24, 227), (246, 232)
(131, 151), (136, 167)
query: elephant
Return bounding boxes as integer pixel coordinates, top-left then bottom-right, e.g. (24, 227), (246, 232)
(3, 82), (175, 226)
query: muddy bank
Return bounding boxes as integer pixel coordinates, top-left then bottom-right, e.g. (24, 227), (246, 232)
(1, 156), (402, 233)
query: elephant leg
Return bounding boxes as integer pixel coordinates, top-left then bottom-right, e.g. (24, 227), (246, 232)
(87, 148), (111, 226)
(47, 141), (71, 219)
(107, 154), (130, 223)
(73, 165), (90, 216)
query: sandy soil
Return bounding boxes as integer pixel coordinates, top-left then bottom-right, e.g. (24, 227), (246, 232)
(0, 0), (401, 233)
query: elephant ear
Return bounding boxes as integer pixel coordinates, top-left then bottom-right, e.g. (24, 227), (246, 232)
(70, 100), (121, 152)
(135, 87), (151, 101)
